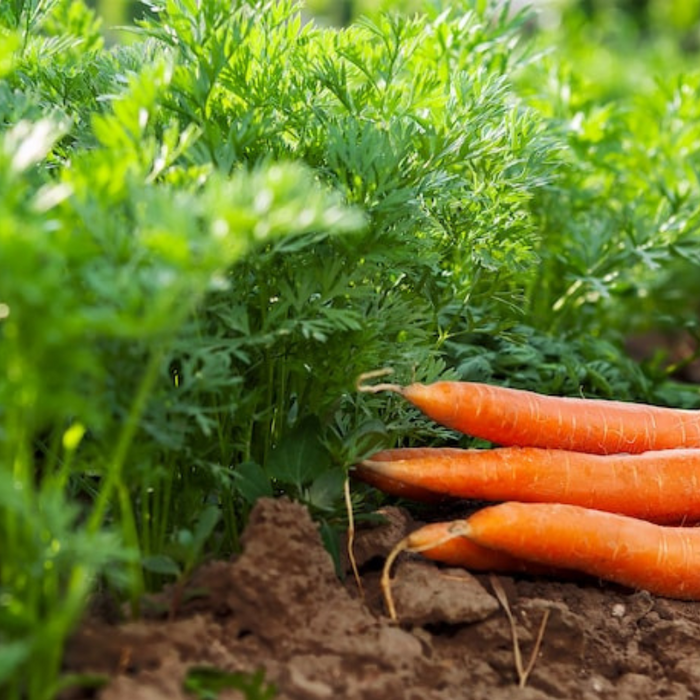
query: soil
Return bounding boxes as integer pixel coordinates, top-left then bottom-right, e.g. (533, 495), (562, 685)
(63, 496), (700, 700)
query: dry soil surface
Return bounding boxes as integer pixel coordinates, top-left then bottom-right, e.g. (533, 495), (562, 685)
(63, 497), (700, 700)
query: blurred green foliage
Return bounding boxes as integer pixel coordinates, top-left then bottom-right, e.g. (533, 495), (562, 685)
(90, 0), (700, 31)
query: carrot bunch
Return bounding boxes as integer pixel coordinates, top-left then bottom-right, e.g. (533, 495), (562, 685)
(356, 372), (700, 608)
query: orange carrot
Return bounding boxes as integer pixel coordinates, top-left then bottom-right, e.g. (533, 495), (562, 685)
(358, 373), (700, 454)
(381, 519), (567, 619)
(352, 465), (451, 504)
(402, 520), (562, 575)
(358, 446), (700, 524)
(453, 502), (700, 600)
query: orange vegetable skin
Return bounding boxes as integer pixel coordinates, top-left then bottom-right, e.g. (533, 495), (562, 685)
(462, 502), (700, 600)
(352, 465), (449, 504)
(398, 381), (700, 454)
(359, 446), (700, 524)
(406, 520), (561, 576)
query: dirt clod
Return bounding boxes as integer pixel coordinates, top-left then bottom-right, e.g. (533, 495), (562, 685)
(390, 558), (499, 625)
(64, 498), (700, 700)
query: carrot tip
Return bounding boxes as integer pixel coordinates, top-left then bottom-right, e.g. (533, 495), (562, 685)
(343, 476), (365, 602)
(358, 459), (387, 472)
(381, 524), (469, 621)
(381, 535), (410, 621)
(355, 368), (403, 395)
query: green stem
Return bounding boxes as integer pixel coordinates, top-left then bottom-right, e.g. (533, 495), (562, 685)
(117, 479), (144, 614)
(88, 347), (164, 534)
(158, 464), (173, 557)
(221, 487), (240, 553)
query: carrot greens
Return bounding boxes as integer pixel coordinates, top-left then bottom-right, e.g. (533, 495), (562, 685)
(3, 0), (700, 697)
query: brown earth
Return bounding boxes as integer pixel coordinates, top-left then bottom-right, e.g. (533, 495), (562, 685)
(62, 496), (700, 700)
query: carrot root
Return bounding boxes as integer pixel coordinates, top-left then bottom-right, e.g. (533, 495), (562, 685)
(344, 476), (364, 601)
(462, 502), (700, 600)
(381, 536), (410, 621)
(352, 464), (450, 504)
(355, 368), (403, 395)
(358, 446), (700, 525)
(380, 528), (468, 621)
(490, 574), (550, 689)
(376, 379), (700, 454)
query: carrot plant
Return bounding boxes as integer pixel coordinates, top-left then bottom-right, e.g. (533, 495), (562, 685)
(3, 0), (700, 697)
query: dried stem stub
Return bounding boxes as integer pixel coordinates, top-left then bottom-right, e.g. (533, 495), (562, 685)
(355, 368), (403, 395)
(344, 476), (365, 601)
(490, 574), (550, 689)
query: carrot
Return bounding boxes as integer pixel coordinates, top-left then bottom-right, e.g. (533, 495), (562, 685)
(352, 465), (451, 504)
(358, 446), (700, 524)
(357, 371), (700, 454)
(453, 501), (700, 600)
(400, 520), (563, 574)
(380, 519), (567, 619)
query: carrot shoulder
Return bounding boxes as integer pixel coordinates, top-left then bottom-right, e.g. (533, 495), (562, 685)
(459, 502), (700, 600)
(361, 377), (700, 454)
(358, 446), (700, 524)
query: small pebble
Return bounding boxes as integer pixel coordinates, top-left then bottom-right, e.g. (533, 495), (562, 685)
(611, 603), (626, 618)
